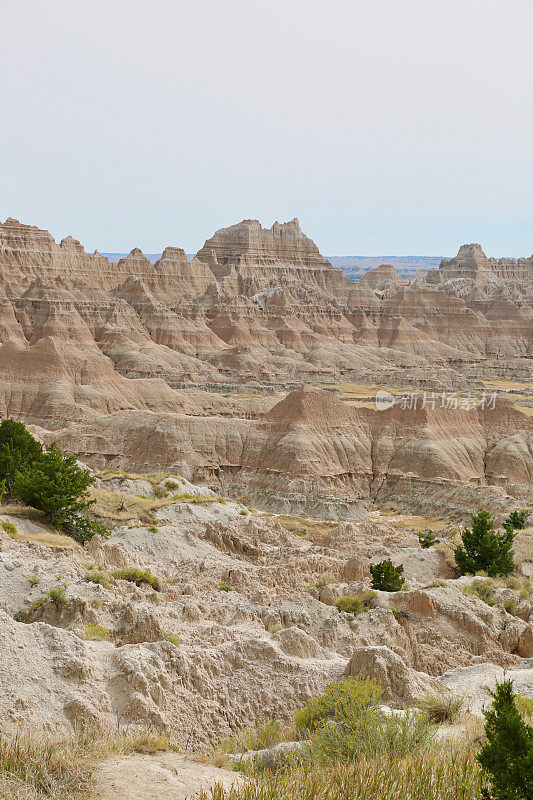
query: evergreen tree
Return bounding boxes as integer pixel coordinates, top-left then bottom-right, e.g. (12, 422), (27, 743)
(13, 443), (95, 525)
(504, 510), (527, 532)
(0, 418), (43, 492)
(455, 509), (515, 577)
(370, 559), (405, 591)
(478, 679), (533, 800)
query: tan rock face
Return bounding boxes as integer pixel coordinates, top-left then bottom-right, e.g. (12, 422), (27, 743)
(0, 215), (531, 513)
(1, 473), (531, 744)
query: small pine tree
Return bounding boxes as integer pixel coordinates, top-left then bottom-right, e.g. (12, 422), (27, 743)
(13, 443), (95, 525)
(504, 510), (527, 532)
(370, 559), (405, 591)
(455, 509), (515, 577)
(478, 679), (533, 800)
(0, 419), (43, 493)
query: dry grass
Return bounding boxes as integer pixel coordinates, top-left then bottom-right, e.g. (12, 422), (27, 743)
(0, 504), (45, 520)
(200, 750), (484, 800)
(386, 514), (448, 533)
(88, 486), (173, 524)
(0, 729), (172, 800)
(274, 514), (336, 540)
(0, 513), (79, 550)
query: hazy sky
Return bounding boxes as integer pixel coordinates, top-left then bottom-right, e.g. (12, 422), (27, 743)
(1, 0), (532, 256)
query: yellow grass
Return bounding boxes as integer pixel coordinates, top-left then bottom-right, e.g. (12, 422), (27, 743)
(274, 514), (337, 539)
(384, 513), (448, 532)
(0, 729), (172, 800)
(0, 509), (79, 550)
(0, 503), (44, 520)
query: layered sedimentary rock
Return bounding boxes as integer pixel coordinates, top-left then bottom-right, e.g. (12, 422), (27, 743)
(426, 243), (533, 300)
(0, 215), (531, 452)
(50, 389), (532, 512)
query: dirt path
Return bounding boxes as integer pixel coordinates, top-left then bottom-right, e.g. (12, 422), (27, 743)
(91, 752), (244, 800)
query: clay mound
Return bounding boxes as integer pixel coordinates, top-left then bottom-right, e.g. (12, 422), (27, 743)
(265, 387), (354, 427)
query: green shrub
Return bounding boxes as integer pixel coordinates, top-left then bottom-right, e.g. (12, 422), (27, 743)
(0, 419), (43, 493)
(47, 586), (67, 605)
(334, 595), (364, 615)
(26, 573), (40, 586)
(310, 708), (435, 763)
(455, 509), (515, 577)
(60, 514), (110, 544)
(463, 578), (496, 606)
(503, 597), (518, 616)
(164, 480), (180, 491)
(112, 567), (161, 591)
(218, 580), (233, 592)
(0, 478), (5, 504)
(478, 679), (533, 800)
(294, 677), (381, 735)
(370, 559), (405, 592)
(1, 520), (17, 535)
(504, 510), (527, 532)
(165, 632), (181, 647)
(417, 691), (466, 724)
(85, 569), (109, 589)
(334, 593), (377, 615)
(418, 530), (436, 548)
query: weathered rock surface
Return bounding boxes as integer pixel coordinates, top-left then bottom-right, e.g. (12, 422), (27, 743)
(0, 475), (531, 744)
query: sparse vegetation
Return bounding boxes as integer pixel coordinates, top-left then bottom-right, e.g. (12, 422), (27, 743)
(0, 729), (172, 800)
(47, 586), (67, 605)
(85, 569), (110, 589)
(334, 591), (376, 615)
(417, 691), (466, 724)
(418, 529), (436, 548)
(462, 578), (497, 606)
(455, 509), (515, 577)
(503, 597), (518, 615)
(370, 559), (405, 592)
(26, 573), (40, 587)
(112, 567), (161, 591)
(199, 751), (484, 800)
(218, 580), (233, 592)
(294, 678), (382, 735)
(165, 632), (181, 647)
(1, 520), (17, 535)
(306, 573), (338, 591)
(83, 622), (109, 641)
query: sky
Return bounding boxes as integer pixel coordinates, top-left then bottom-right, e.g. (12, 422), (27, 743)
(1, 0), (532, 257)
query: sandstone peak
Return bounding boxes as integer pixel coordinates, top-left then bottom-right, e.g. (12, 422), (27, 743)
(195, 217), (330, 270)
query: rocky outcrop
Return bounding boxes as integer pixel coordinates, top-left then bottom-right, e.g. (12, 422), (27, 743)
(48, 388), (532, 512)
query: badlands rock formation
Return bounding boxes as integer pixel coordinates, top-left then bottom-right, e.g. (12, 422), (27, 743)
(0, 215), (531, 514)
(48, 388), (532, 517)
(0, 214), (532, 795)
(0, 473), (531, 746)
